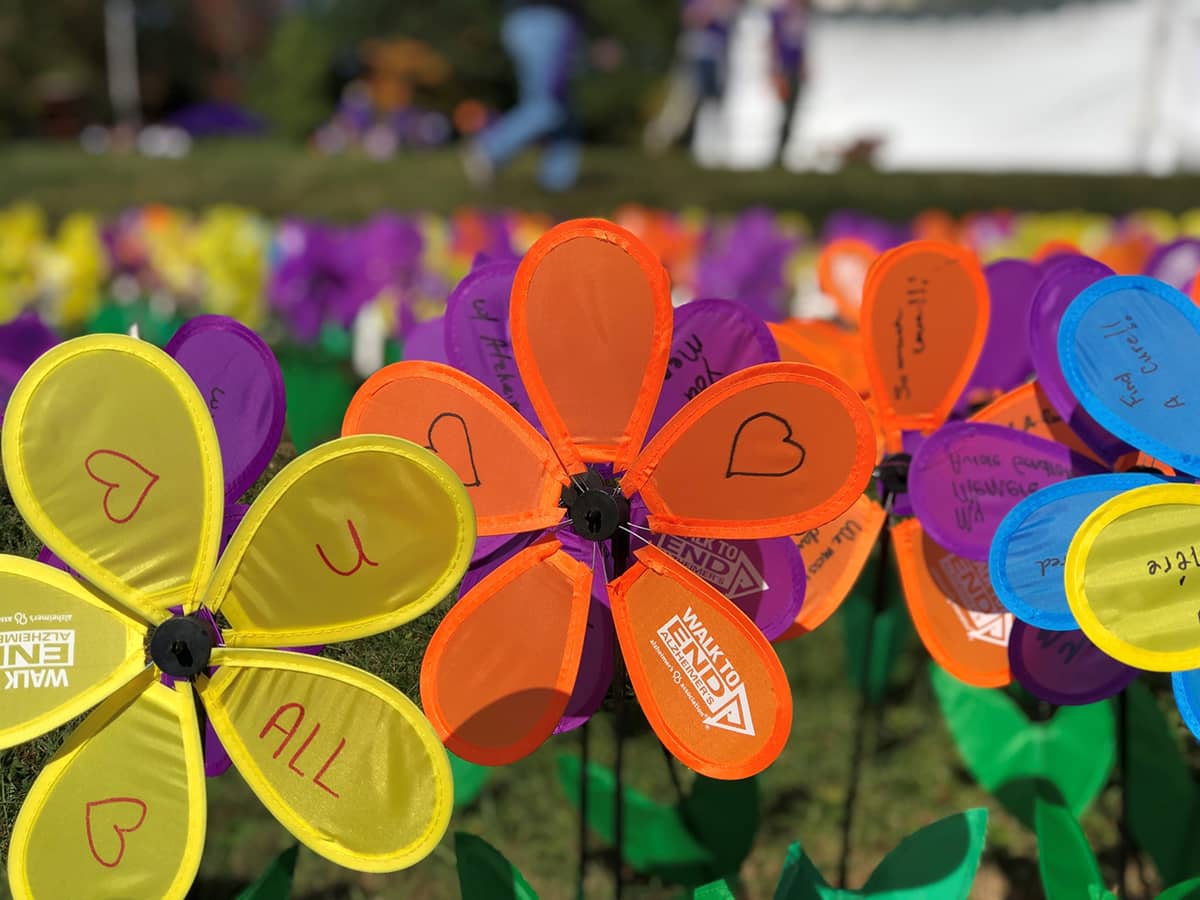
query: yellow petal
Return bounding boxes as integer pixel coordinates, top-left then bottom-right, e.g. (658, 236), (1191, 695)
(210, 436), (474, 647)
(0, 556), (146, 749)
(200, 647), (452, 871)
(1, 335), (223, 622)
(7, 671), (205, 900)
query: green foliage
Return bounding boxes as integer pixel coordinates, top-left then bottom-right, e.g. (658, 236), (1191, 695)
(451, 751), (492, 810)
(1034, 799), (1107, 900)
(841, 549), (911, 704)
(236, 843), (299, 900)
(246, 15), (336, 140)
(455, 832), (538, 900)
(931, 663), (1114, 828)
(1126, 681), (1200, 885)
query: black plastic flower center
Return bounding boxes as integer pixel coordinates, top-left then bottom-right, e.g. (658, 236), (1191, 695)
(877, 452), (912, 498)
(562, 469), (630, 543)
(149, 615), (216, 678)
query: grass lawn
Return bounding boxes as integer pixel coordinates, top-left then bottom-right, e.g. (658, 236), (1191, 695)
(0, 140), (1199, 223)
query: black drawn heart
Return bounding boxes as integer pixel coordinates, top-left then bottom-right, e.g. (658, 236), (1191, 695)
(725, 412), (806, 479)
(426, 412), (482, 488)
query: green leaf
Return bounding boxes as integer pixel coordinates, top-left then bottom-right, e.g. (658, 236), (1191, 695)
(931, 663), (1114, 827)
(277, 350), (359, 452)
(679, 775), (760, 877)
(842, 551), (911, 704)
(455, 832), (538, 900)
(861, 808), (988, 900)
(775, 842), (846, 900)
(1126, 681), (1200, 884)
(1087, 887), (1118, 900)
(236, 844), (299, 900)
(450, 751), (491, 809)
(773, 811), (987, 899)
(1035, 798), (1104, 899)
(692, 881), (738, 900)
(87, 299), (186, 347)
(556, 755), (713, 884)
(1158, 877), (1200, 900)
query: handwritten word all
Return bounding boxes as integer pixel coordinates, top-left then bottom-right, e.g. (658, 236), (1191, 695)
(259, 702), (347, 798)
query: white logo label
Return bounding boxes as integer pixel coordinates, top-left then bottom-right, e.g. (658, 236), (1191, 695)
(652, 607), (756, 737)
(654, 535), (767, 601)
(934, 556), (1013, 647)
(0, 629), (75, 689)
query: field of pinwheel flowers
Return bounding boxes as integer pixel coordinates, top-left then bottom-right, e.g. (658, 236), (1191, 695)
(6, 144), (1200, 900)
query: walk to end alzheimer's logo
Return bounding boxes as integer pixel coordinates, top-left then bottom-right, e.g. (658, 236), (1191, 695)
(651, 607), (756, 737)
(653, 535), (767, 601)
(0, 611), (76, 690)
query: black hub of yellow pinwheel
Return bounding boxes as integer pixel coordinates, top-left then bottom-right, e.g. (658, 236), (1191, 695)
(150, 615), (216, 678)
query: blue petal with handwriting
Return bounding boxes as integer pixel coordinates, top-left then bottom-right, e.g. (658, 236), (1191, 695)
(989, 472), (1166, 630)
(1058, 276), (1200, 476)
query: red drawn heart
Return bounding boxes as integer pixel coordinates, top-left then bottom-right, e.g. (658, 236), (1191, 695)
(725, 412), (807, 479)
(85, 450), (159, 524)
(85, 797), (147, 868)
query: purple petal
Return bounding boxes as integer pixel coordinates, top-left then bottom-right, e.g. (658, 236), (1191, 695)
(443, 260), (539, 426)
(1009, 620), (1137, 706)
(403, 315), (448, 364)
(1028, 255), (1127, 463)
(910, 422), (1105, 560)
(166, 316), (285, 503)
(1143, 238), (1200, 292)
(961, 260), (1040, 401)
(648, 299), (779, 439)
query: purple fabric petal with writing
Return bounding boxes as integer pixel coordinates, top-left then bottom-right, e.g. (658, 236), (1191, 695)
(630, 497), (804, 640)
(1144, 238), (1200, 292)
(443, 260), (539, 427)
(1028, 255), (1128, 463)
(648, 298), (779, 439)
(910, 422), (1105, 561)
(165, 316), (285, 504)
(1009, 619), (1137, 706)
(402, 315), (448, 364)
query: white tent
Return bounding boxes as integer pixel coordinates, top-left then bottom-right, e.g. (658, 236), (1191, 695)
(701, 0), (1200, 173)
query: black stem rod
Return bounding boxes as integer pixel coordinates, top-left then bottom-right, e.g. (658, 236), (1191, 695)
(837, 492), (894, 888)
(577, 720), (589, 900)
(1118, 688), (1131, 898)
(611, 526), (631, 900)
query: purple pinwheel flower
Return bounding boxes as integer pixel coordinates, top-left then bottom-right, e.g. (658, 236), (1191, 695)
(695, 209), (802, 323)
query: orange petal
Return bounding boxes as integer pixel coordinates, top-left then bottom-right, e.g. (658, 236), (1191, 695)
(861, 241), (989, 447)
(785, 494), (886, 638)
(420, 541), (592, 765)
(892, 519), (1011, 688)
(623, 363), (875, 539)
(609, 545), (792, 779)
(510, 219), (673, 473)
(768, 319), (871, 397)
(343, 361), (568, 536)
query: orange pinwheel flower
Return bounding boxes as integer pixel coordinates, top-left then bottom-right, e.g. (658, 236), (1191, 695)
(345, 219), (876, 779)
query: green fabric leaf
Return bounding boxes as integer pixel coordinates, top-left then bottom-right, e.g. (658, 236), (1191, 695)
(235, 843), (299, 900)
(1087, 887), (1118, 900)
(692, 881), (738, 900)
(931, 663), (1114, 827)
(318, 322), (353, 360)
(450, 751), (491, 809)
(556, 755), (713, 884)
(277, 350), (360, 452)
(775, 841), (844, 900)
(842, 551), (911, 704)
(455, 832), (538, 900)
(774, 810), (987, 900)
(1035, 798), (1104, 899)
(1126, 681), (1200, 884)
(861, 808), (988, 899)
(1158, 877), (1200, 900)
(680, 775), (760, 877)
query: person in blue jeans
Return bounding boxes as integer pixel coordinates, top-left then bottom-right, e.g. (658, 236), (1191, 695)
(463, 0), (583, 192)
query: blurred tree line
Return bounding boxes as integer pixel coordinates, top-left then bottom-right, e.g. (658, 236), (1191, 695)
(0, 0), (678, 143)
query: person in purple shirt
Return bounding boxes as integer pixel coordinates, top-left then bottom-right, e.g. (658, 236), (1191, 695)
(462, 0), (583, 192)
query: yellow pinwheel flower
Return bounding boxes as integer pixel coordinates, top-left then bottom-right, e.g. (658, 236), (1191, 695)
(0, 334), (474, 899)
